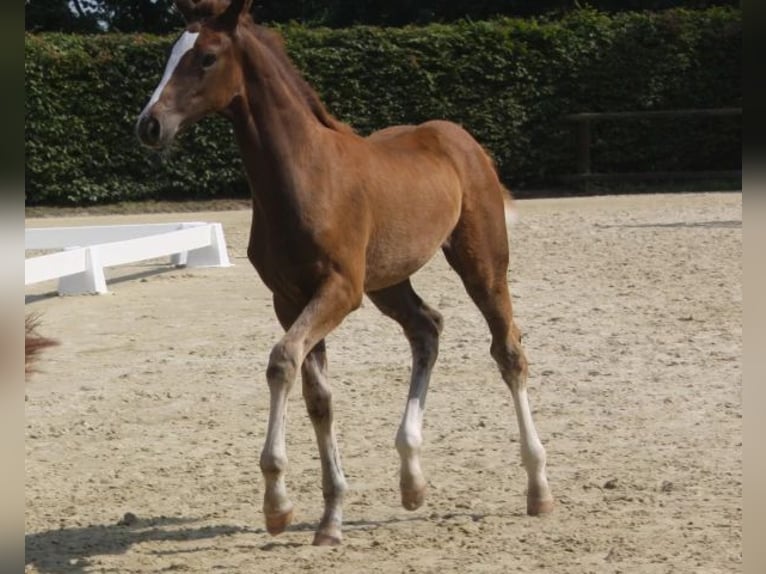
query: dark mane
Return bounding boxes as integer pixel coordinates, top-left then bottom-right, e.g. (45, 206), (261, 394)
(248, 23), (355, 135)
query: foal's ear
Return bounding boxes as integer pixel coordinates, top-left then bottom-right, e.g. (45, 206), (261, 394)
(174, 0), (234, 24)
(174, 0), (204, 23)
(218, 0), (253, 29)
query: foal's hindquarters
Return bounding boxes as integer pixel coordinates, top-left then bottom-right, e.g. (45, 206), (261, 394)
(377, 121), (554, 517)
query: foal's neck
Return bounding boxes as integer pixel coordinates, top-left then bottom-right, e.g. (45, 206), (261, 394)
(236, 29), (325, 188)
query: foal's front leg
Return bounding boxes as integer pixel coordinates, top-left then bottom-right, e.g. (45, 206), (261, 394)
(301, 341), (347, 545)
(260, 278), (359, 541)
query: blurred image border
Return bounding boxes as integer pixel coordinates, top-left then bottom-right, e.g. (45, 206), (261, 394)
(4, 1), (25, 571)
(743, 1), (764, 571)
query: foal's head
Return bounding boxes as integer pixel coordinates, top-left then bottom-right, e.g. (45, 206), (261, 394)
(136, 0), (252, 149)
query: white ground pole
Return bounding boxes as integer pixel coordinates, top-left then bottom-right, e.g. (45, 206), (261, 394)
(25, 222), (231, 295)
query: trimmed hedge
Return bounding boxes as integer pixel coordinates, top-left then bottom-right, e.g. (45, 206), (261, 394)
(25, 8), (741, 205)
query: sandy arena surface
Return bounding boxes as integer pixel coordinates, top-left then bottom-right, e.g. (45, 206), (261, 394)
(25, 192), (742, 573)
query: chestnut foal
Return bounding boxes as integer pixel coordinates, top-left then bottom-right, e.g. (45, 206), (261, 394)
(137, 0), (553, 545)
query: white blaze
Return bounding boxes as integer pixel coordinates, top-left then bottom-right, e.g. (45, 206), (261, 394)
(141, 31), (200, 115)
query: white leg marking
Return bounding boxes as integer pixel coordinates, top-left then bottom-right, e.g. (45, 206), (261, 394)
(397, 396), (424, 464)
(512, 386), (553, 512)
(140, 31), (199, 116)
(396, 390), (428, 510)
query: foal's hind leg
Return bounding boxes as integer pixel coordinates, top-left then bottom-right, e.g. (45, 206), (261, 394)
(443, 207), (554, 515)
(368, 280), (443, 511)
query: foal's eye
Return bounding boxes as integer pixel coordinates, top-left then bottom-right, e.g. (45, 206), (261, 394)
(201, 53), (217, 69)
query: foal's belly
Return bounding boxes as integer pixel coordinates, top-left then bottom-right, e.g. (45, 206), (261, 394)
(362, 203), (459, 292)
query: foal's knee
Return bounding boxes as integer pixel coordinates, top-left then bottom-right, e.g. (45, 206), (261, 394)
(267, 341), (300, 387)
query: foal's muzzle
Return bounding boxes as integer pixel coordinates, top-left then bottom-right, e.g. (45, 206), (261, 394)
(136, 114), (163, 148)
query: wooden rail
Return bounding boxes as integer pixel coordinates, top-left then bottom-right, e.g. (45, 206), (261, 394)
(564, 108), (742, 187)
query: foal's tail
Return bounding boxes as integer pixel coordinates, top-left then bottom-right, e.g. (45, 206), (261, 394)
(503, 189), (519, 228)
(477, 143), (518, 228)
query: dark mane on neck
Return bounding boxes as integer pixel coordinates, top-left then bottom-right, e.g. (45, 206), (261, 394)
(245, 22), (355, 135)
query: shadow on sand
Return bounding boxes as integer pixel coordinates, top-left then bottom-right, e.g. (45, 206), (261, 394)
(24, 267), (181, 304)
(595, 219), (741, 230)
(26, 510), (475, 572)
(25, 516), (259, 573)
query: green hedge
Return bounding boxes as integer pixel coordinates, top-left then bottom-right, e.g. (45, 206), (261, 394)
(25, 8), (741, 205)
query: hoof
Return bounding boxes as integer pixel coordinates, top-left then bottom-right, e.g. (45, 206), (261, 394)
(401, 486), (426, 511)
(265, 508), (294, 536)
(312, 531), (342, 546)
(527, 497), (554, 516)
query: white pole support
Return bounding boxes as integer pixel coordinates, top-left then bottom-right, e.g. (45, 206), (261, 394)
(185, 223), (231, 267)
(58, 246), (108, 295)
(25, 221), (232, 296)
